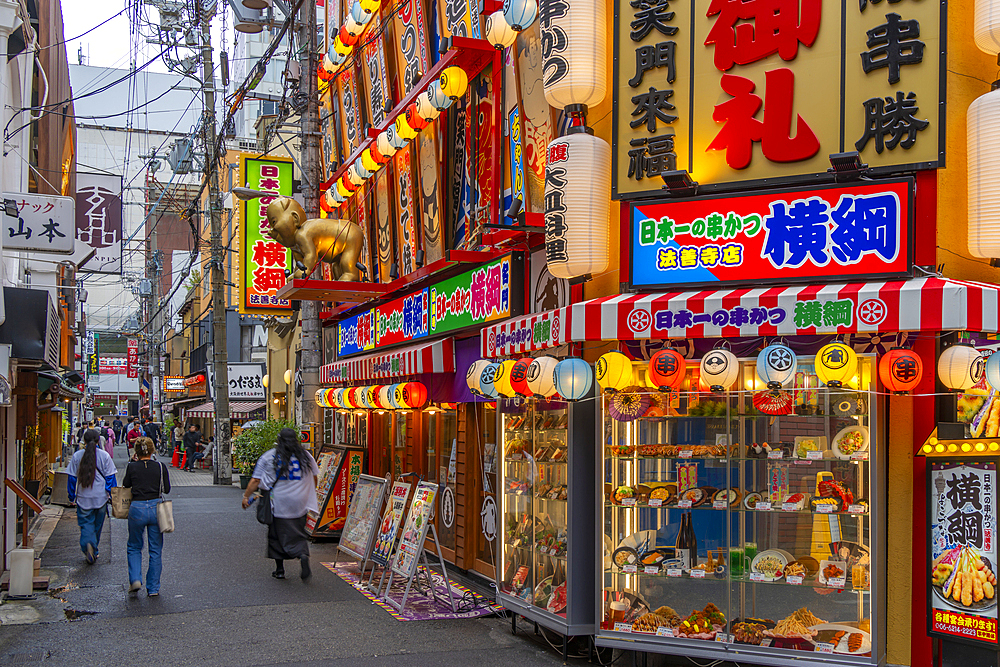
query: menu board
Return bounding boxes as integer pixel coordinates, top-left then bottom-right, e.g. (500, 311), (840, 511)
(338, 474), (388, 561)
(370, 479), (412, 567)
(391, 481), (438, 578)
(929, 460), (1000, 646)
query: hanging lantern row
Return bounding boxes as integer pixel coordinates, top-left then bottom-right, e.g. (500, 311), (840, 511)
(482, 0), (539, 49)
(466, 356), (592, 400)
(314, 382), (428, 410)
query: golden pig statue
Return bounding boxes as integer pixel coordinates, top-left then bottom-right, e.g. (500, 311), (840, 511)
(263, 196), (364, 281)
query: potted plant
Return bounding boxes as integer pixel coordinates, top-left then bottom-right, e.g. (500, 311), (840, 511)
(231, 419), (299, 489)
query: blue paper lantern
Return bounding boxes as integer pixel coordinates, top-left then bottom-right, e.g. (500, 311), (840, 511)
(350, 1), (373, 25)
(480, 363), (501, 399)
(554, 358), (593, 400)
(502, 0), (537, 31)
(353, 155), (372, 179)
(983, 351), (1000, 392)
(756, 343), (797, 390)
(385, 383), (402, 408)
(425, 80), (452, 111)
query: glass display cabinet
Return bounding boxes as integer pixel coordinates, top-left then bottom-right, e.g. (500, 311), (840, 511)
(596, 356), (883, 666)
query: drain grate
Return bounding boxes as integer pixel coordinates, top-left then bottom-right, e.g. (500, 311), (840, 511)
(4, 651), (49, 663)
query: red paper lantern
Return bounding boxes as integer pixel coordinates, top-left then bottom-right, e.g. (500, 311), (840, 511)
(340, 175), (358, 193)
(405, 102), (430, 130)
(405, 382), (428, 408)
(342, 388), (356, 408)
(879, 347), (923, 394)
(648, 349), (687, 391)
(350, 386), (365, 408)
(371, 385), (385, 408)
(510, 358), (532, 396)
(338, 25), (359, 47)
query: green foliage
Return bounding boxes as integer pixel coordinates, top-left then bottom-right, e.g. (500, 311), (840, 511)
(163, 414), (175, 431)
(231, 419), (298, 473)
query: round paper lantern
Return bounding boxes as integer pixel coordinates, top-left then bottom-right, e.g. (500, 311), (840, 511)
(494, 359), (517, 398)
(314, 389), (327, 407)
(351, 386), (367, 408)
(968, 85), (1000, 257)
(596, 351), (632, 393)
(340, 175), (358, 193)
(976, 0), (1000, 53)
(331, 388), (344, 408)
(405, 102), (430, 130)
(388, 124), (408, 150)
(342, 388), (356, 408)
(756, 343), (797, 390)
(526, 356), (558, 397)
(377, 384), (393, 408)
(394, 113), (418, 140)
(510, 358), (533, 396)
(415, 92), (442, 122)
(439, 67), (469, 100)
(377, 127), (401, 158)
(938, 344), (985, 390)
(350, 1), (372, 24)
(700, 348), (739, 392)
(878, 349), (922, 393)
(347, 162), (367, 186)
(360, 0), (380, 13)
(647, 349), (686, 391)
(406, 382), (428, 408)
(393, 383), (411, 409)
(356, 386), (370, 409)
(480, 363), (501, 399)
(363, 385), (378, 408)
(816, 342), (858, 388)
(322, 50), (339, 74)
(339, 25), (360, 47)
(336, 179), (353, 199)
(354, 155), (372, 179)
(503, 0), (537, 31)
(425, 80), (452, 111)
(331, 188), (346, 203)
(333, 37), (353, 57)
(554, 358), (593, 400)
(343, 14), (364, 36)
(361, 148), (381, 173)
(485, 10), (517, 48)
(466, 359), (491, 395)
(323, 189), (340, 210)
(987, 353), (1000, 392)
(544, 129), (611, 280)
(539, 0), (607, 110)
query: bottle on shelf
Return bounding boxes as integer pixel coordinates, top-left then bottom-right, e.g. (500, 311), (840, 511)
(676, 512), (699, 569)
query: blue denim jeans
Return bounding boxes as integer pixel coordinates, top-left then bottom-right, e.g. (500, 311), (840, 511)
(127, 500), (164, 593)
(76, 504), (106, 556)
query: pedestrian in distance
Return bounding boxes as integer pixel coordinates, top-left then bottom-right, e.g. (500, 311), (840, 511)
(182, 424), (201, 471)
(66, 429), (118, 564)
(112, 415), (124, 442)
(241, 427), (319, 581)
(122, 437), (169, 596)
(126, 420), (144, 458)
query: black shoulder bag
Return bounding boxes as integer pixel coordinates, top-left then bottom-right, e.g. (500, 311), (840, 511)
(255, 456), (280, 525)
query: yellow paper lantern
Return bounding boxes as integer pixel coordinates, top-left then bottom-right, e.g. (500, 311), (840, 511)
(336, 179), (353, 198)
(439, 66), (468, 100)
(596, 351), (632, 393)
(493, 359), (517, 398)
(333, 36), (353, 57)
(815, 342), (858, 388)
(360, 0), (380, 12)
(395, 113), (418, 140)
(361, 148), (380, 173)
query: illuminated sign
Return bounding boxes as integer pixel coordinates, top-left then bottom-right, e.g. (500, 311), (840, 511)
(163, 376), (185, 392)
(238, 155), (293, 314)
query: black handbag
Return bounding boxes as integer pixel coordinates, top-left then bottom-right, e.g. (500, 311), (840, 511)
(255, 456), (278, 525)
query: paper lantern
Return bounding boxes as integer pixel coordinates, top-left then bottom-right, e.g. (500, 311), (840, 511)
(415, 92), (442, 122)
(439, 67), (469, 100)
(405, 382), (428, 408)
(405, 102), (430, 130)
(596, 351), (632, 393)
(360, 0), (380, 13)
(467, 359), (491, 395)
(354, 155), (372, 179)
(322, 50), (339, 74)
(347, 162), (367, 186)
(503, 0), (537, 31)
(648, 349), (686, 391)
(393, 383), (411, 409)
(361, 150), (380, 174)
(377, 385), (393, 408)
(699, 348), (739, 392)
(544, 129), (611, 280)
(526, 356), (558, 397)
(362, 386), (377, 408)
(339, 25), (360, 47)
(938, 344), (985, 390)
(350, 1), (372, 24)
(377, 128), (400, 158)
(494, 359), (517, 398)
(539, 0), (607, 109)
(987, 352), (1000, 392)
(352, 386), (367, 408)
(480, 363), (501, 399)
(976, 0), (1000, 53)
(816, 342), (858, 388)
(314, 389), (327, 407)
(370, 385), (384, 408)
(341, 388), (356, 408)
(510, 358), (533, 396)
(336, 179), (353, 199)
(485, 10), (517, 49)
(756, 343), (797, 390)
(968, 85), (1000, 257)
(330, 388), (343, 408)
(554, 358), (592, 400)
(425, 80), (452, 110)
(387, 124), (408, 149)
(323, 189), (340, 211)
(366, 144), (387, 167)
(331, 188), (346, 203)
(343, 14), (364, 36)
(395, 113), (418, 140)
(333, 36), (353, 57)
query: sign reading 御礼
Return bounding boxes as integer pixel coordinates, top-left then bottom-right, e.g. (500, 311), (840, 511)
(337, 253), (523, 357)
(630, 180), (912, 289)
(238, 155), (293, 315)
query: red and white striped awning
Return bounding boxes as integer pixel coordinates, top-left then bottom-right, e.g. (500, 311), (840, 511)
(321, 338), (455, 384)
(482, 277), (1000, 358)
(185, 401), (266, 418)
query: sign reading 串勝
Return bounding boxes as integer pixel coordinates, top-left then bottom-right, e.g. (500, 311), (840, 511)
(2, 193), (75, 254)
(630, 180), (912, 288)
(238, 155), (293, 315)
(226, 363), (265, 400)
(612, 0), (943, 199)
(337, 253), (524, 357)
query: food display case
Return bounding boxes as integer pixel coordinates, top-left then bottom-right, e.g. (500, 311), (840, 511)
(596, 356), (883, 666)
(498, 394), (596, 636)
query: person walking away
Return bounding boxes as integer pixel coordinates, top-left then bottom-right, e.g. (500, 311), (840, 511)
(66, 429), (117, 564)
(75, 422), (86, 446)
(112, 416), (124, 442)
(122, 437), (169, 596)
(241, 428), (319, 580)
(182, 425), (201, 471)
(145, 419), (161, 447)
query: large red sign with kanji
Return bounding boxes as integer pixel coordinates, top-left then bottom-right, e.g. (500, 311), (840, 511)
(239, 156), (293, 314)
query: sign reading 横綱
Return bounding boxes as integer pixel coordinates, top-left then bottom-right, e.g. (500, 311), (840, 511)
(75, 173), (123, 273)
(612, 0), (942, 199)
(929, 461), (1000, 647)
(2, 193), (75, 254)
(238, 155), (293, 314)
(630, 179), (912, 288)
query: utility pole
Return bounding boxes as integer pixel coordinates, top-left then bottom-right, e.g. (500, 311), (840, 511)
(298, 1), (321, 439)
(201, 0), (232, 484)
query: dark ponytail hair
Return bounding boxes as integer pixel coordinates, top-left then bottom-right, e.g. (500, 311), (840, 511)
(78, 429), (100, 488)
(275, 427), (308, 479)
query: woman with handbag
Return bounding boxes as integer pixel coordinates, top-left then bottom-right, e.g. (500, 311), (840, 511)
(241, 428), (319, 580)
(67, 429), (118, 564)
(122, 437), (171, 595)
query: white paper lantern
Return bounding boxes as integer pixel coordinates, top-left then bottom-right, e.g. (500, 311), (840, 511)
(323, 189), (341, 210)
(700, 348), (739, 392)
(347, 162), (366, 186)
(987, 352), (1000, 391)
(314, 389), (327, 407)
(538, 0), (607, 110)
(544, 129), (611, 280)
(526, 356), (558, 397)
(969, 85), (1000, 257)
(939, 344), (986, 390)
(467, 359), (491, 395)
(976, 0), (1000, 54)
(353, 155), (372, 179)
(415, 91), (442, 122)
(344, 14), (364, 37)
(503, 0), (537, 31)
(486, 10), (517, 49)
(756, 343), (797, 390)
(378, 385), (393, 408)
(554, 358), (592, 400)
(377, 128), (400, 159)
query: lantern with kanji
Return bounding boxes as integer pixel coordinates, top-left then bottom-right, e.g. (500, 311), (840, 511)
(485, 10), (517, 49)
(816, 342), (858, 388)
(480, 363), (501, 399)
(699, 348), (739, 392)
(378, 385), (393, 408)
(439, 67), (469, 100)
(554, 358), (593, 400)
(467, 359), (491, 395)
(494, 359), (518, 398)
(526, 356), (558, 397)
(596, 351), (632, 393)
(405, 382), (428, 408)
(351, 386), (367, 409)
(757, 343), (797, 390)
(969, 83), (1000, 257)
(377, 127), (400, 159)
(538, 0), (607, 110)
(503, 0), (537, 31)
(366, 385), (380, 408)
(647, 349), (686, 392)
(510, 358), (533, 396)
(939, 344), (985, 390)
(314, 389), (327, 407)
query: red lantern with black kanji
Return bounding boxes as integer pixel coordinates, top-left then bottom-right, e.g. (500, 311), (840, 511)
(510, 358), (533, 396)
(405, 382), (428, 408)
(371, 385), (386, 408)
(879, 347), (923, 394)
(647, 349), (687, 391)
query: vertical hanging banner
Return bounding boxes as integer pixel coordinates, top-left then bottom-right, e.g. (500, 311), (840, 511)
(374, 169), (395, 283)
(449, 95), (471, 249)
(505, 47), (526, 211)
(394, 145), (418, 276)
(514, 25), (554, 213)
(75, 172), (123, 274)
(356, 188), (373, 282)
(126, 338), (138, 379)
(238, 155), (294, 314)
(418, 125), (445, 264)
(437, 0), (477, 39)
(472, 69), (497, 243)
(393, 0), (430, 95)
(361, 22), (391, 129)
(338, 65), (362, 156)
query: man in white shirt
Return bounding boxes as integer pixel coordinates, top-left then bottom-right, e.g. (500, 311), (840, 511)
(67, 431), (118, 564)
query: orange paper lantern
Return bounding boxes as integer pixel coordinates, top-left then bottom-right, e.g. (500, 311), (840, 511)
(879, 347), (923, 394)
(648, 349), (687, 391)
(510, 358), (533, 396)
(405, 382), (428, 408)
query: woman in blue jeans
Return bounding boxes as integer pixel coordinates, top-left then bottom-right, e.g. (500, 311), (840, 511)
(67, 429), (118, 563)
(122, 437), (170, 595)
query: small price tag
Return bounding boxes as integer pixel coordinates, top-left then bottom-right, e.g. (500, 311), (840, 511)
(756, 501), (772, 511)
(847, 504), (866, 514)
(768, 450), (783, 459)
(649, 498), (663, 507)
(666, 568), (682, 578)
(678, 499), (693, 509)
(622, 498), (636, 507)
(622, 564), (637, 573)
(816, 642), (835, 654)
(644, 566), (660, 575)
(851, 451), (869, 461)
(829, 577), (846, 588)
(715, 633), (730, 643)
(787, 575), (803, 585)
(679, 450), (693, 458)
(713, 500), (727, 510)
(749, 572), (765, 582)
(761, 639), (773, 647)
(817, 504), (835, 513)
(782, 502), (798, 512)
(690, 569), (706, 578)
(806, 450), (824, 460)
(656, 627), (674, 637)
(614, 622), (632, 633)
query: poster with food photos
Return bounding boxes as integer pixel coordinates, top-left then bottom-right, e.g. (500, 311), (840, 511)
(338, 474), (387, 561)
(371, 479), (412, 567)
(391, 481), (438, 577)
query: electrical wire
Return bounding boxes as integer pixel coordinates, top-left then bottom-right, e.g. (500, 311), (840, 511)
(41, 6), (130, 51)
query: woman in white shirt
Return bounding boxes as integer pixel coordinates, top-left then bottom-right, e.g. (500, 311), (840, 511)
(67, 429), (118, 564)
(241, 428), (318, 580)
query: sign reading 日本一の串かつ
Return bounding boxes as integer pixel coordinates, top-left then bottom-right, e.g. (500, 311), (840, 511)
(630, 180), (912, 289)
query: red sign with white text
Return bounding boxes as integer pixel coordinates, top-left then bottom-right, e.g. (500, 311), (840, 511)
(126, 339), (138, 379)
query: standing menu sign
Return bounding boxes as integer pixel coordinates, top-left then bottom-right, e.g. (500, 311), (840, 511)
(371, 479), (412, 567)
(929, 460), (1000, 646)
(391, 481), (438, 578)
(308, 445), (366, 537)
(338, 474), (388, 564)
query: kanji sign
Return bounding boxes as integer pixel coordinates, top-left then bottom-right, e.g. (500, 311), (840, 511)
(929, 461), (1000, 647)
(238, 155), (293, 315)
(612, 0), (942, 198)
(630, 179), (912, 288)
(2, 193), (75, 254)
(126, 339), (138, 379)
(226, 363), (265, 400)
(75, 173), (122, 273)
